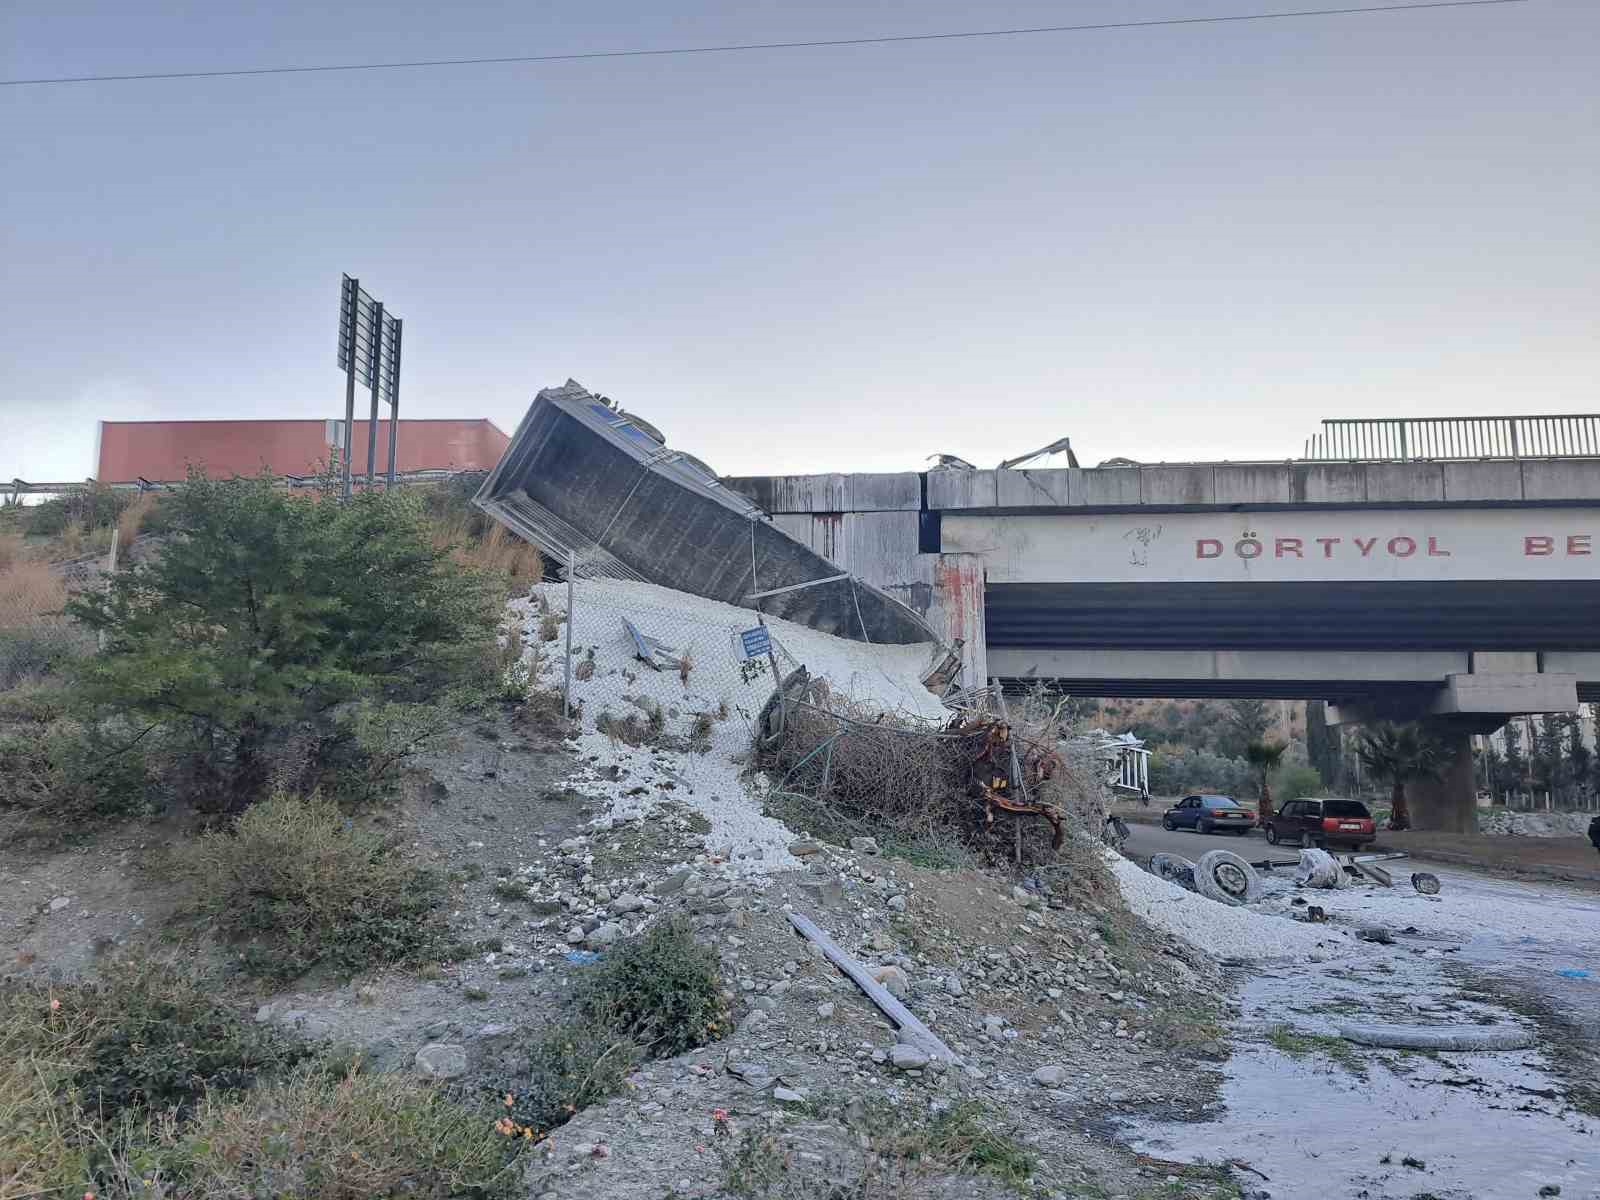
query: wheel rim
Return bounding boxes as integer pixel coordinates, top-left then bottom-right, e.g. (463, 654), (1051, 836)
(1212, 862), (1251, 899)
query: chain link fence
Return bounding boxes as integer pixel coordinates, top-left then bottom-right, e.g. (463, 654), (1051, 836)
(0, 536), (110, 692)
(502, 545), (1118, 872)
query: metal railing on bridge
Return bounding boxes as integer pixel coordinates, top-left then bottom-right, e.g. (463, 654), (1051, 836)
(1303, 415), (1600, 462)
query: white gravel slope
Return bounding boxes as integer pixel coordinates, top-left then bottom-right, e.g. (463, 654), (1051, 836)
(508, 578), (948, 877)
(1110, 854), (1348, 961)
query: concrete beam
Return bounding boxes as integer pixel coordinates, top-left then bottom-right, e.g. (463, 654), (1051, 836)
(987, 646), (1469, 683)
(1430, 672), (1578, 716)
(917, 460), (1600, 513)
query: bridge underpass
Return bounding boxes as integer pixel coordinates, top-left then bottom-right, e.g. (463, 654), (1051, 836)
(728, 435), (1600, 832)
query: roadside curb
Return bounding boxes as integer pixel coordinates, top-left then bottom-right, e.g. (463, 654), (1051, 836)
(1368, 843), (1600, 886)
(1116, 806), (1600, 884)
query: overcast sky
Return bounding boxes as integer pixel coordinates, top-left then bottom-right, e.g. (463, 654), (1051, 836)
(3, 0), (1596, 480)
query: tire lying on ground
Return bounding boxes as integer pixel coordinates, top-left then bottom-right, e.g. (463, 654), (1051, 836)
(1339, 1022), (1534, 1051)
(1192, 848), (1261, 906)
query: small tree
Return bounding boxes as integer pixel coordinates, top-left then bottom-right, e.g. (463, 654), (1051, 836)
(1220, 699), (1272, 757)
(1354, 722), (1447, 831)
(1502, 720), (1526, 796)
(1244, 739), (1287, 815)
(67, 473), (497, 810)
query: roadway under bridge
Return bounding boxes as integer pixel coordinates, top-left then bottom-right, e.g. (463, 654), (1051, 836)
(726, 452), (1600, 831)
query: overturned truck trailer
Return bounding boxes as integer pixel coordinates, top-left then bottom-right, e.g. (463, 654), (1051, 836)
(474, 381), (944, 648)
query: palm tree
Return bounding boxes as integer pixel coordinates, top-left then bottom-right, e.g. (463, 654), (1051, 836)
(1245, 739), (1288, 817)
(1354, 722), (1446, 831)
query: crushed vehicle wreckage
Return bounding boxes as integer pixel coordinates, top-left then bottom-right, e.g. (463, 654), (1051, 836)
(474, 380), (946, 649)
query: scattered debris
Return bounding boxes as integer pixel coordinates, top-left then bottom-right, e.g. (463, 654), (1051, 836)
(1147, 853), (1196, 889)
(1294, 848), (1349, 890)
(1353, 862), (1394, 887)
(786, 910), (961, 1066)
(1411, 872), (1442, 895)
(621, 616), (684, 672)
(1355, 926), (1395, 945)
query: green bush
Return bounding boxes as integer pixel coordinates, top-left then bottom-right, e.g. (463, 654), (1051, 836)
(185, 792), (449, 982)
(576, 918), (730, 1056)
(67, 472), (498, 810)
(508, 1018), (640, 1138)
(0, 711), (158, 820)
(1148, 748), (1254, 798)
(1270, 763), (1325, 805)
(25, 487), (130, 538)
(506, 920), (726, 1141)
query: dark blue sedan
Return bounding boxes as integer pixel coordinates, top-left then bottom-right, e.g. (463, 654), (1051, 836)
(1161, 794), (1256, 836)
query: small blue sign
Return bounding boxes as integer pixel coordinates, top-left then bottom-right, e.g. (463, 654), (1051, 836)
(739, 626), (771, 660)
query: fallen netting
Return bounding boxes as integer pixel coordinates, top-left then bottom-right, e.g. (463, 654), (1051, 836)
(1340, 1022), (1534, 1051)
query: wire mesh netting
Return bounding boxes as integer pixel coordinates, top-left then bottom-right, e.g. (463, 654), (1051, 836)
(0, 540), (103, 692)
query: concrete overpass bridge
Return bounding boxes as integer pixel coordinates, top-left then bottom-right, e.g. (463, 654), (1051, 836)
(727, 419), (1600, 829)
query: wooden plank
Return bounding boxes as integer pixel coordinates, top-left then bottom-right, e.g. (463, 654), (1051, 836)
(787, 911), (962, 1066)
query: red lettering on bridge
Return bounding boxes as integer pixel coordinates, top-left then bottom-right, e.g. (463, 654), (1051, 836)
(1274, 537), (1303, 558)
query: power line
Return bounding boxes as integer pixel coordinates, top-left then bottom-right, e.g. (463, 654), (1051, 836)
(2, 0), (1528, 89)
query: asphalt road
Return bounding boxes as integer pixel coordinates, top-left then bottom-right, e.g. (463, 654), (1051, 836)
(1121, 818), (1277, 863)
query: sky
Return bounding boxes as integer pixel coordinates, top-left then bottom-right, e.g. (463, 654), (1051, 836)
(3, 0), (1597, 480)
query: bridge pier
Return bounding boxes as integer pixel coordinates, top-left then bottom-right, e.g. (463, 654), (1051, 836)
(1408, 723), (1478, 833)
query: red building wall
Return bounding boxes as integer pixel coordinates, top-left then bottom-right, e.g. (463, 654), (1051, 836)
(95, 419), (509, 481)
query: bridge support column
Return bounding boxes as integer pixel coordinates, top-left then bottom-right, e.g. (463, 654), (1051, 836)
(1407, 722), (1478, 834)
(926, 553), (987, 690)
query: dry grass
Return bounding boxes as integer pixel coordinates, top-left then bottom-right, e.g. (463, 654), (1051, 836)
(146, 1066), (522, 1199)
(115, 491), (160, 546)
(429, 509), (543, 597)
(0, 528), (26, 572)
(0, 557), (66, 628)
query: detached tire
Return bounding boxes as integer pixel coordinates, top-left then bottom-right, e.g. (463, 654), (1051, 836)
(1193, 849), (1261, 906)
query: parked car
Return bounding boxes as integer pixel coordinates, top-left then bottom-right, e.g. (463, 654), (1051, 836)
(1264, 797), (1377, 849)
(1161, 794), (1255, 836)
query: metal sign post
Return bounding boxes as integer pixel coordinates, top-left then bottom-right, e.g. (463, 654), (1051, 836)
(365, 300), (384, 488)
(339, 276), (360, 499)
(335, 274), (404, 497)
(385, 318), (403, 488)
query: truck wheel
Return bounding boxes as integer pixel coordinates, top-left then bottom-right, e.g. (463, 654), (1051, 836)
(1194, 849), (1261, 906)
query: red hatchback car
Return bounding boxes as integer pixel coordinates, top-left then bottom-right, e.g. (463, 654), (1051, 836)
(1264, 798), (1377, 849)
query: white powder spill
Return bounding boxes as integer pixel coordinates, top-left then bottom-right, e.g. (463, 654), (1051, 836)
(1109, 854), (1347, 961)
(509, 578), (948, 877)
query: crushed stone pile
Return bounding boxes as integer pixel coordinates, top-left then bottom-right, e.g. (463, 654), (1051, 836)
(1476, 808), (1596, 838)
